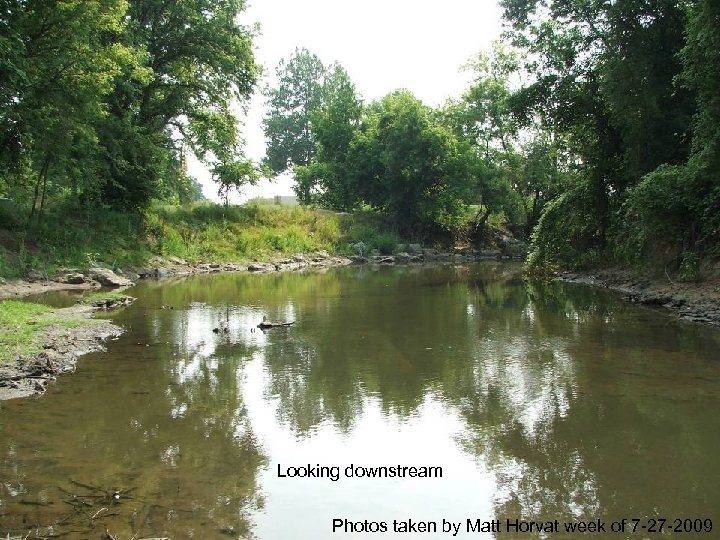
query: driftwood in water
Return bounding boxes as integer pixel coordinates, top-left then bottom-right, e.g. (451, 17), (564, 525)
(257, 317), (295, 330)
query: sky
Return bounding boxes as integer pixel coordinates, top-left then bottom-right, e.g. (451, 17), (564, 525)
(190, 0), (504, 202)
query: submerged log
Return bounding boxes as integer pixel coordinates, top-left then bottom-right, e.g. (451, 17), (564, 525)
(257, 316), (294, 330)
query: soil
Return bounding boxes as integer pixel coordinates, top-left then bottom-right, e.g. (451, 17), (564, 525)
(559, 267), (720, 327)
(0, 305), (123, 400)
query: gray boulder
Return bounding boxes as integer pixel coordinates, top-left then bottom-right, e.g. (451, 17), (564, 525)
(56, 272), (87, 285)
(89, 267), (133, 287)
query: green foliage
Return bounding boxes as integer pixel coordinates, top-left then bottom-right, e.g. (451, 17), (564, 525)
(294, 65), (364, 210)
(0, 0), (258, 214)
(347, 91), (475, 235)
(343, 219), (401, 255)
(613, 165), (694, 264)
(526, 181), (602, 270)
(678, 252), (701, 283)
(148, 203), (345, 261)
(82, 291), (134, 304)
(0, 301), (89, 361)
(213, 160), (266, 206)
(263, 48), (328, 174)
(501, 0), (718, 270)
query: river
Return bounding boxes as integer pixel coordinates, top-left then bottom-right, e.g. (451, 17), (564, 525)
(1, 262), (719, 539)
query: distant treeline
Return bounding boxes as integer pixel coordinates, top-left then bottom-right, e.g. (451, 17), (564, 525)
(263, 0), (719, 275)
(2, 0), (718, 277)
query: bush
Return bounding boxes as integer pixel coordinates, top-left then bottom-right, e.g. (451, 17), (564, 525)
(678, 251), (701, 282)
(525, 181), (601, 270)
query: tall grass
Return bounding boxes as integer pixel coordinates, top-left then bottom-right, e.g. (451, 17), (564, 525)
(0, 202), (405, 278)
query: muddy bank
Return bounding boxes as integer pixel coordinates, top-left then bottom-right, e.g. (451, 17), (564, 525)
(559, 267), (720, 326)
(0, 305), (123, 400)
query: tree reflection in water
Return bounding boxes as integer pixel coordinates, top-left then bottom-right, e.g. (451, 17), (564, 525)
(2, 263), (719, 539)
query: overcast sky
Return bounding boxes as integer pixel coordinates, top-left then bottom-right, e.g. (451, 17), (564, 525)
(191, 0), (504, 202)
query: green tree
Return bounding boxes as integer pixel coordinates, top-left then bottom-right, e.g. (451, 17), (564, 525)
(349, 91), (475, 234)
(616, 0), (720, 264)
(0, 0), (134, 218)
(98, 0), (258, 208)
(294, 64), (363, 210)
(440, 45), (524, 235)
(263, 48), (327, 174)
(213, 159), (266, 206)
(502, 0), (694, 266)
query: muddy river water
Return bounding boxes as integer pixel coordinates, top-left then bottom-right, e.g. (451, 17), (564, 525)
(1, 263), (719, 539)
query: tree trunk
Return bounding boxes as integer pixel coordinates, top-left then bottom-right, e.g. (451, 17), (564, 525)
(28, 154), (51, 223)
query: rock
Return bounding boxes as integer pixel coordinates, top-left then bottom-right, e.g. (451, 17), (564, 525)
(479, 250), (501, 258)
(371, 255), (395, 264)
(167, 256), (187, 265)
(313, 250), (330, 260)
(395, 252), (411, 262)
(350, 255), (369, 264)
(277, 261), (306, 272)
(91, 296), (135, 310)
(500, 239), (530, 258)
(248, 262), (274, 272)
(394, 243), (407, 253)
(132, 267), (154, 279)
(56, 272), (87, 284)
(27, 269), (46, 282)
(407, 243), (423, 254)
(154, 267), (172, 278)
(89, 267), (133, 287)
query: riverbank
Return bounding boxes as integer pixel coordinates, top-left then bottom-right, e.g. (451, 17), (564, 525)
(0, 247), (515, 400)
(0, 303), (123, 400)
(559, 267), (720, 327)
(4, 254), (719, 401)
(0, 245), (510, 300)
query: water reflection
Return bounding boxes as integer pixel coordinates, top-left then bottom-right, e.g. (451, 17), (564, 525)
(1, 263), (719, 539)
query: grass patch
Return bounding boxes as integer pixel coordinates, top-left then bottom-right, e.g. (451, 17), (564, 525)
(0, 300), (89, 362)
(81, 291), (134, 304)
(0, 201), (414, 279)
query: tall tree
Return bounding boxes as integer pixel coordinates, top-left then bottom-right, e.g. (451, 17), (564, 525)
(0, 0), (133, 217)
(616, 0), (720, 263)
(442, 44), (524, 235)
(502, 0), (694, 265)
(294, 64), (363, 210)
(262, 48), (328, 174)
(98, 0), (258, 208)
(349, 91), (475, 234)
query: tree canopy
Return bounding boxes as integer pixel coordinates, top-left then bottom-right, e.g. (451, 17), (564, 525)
(0, 0), (258, 217)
